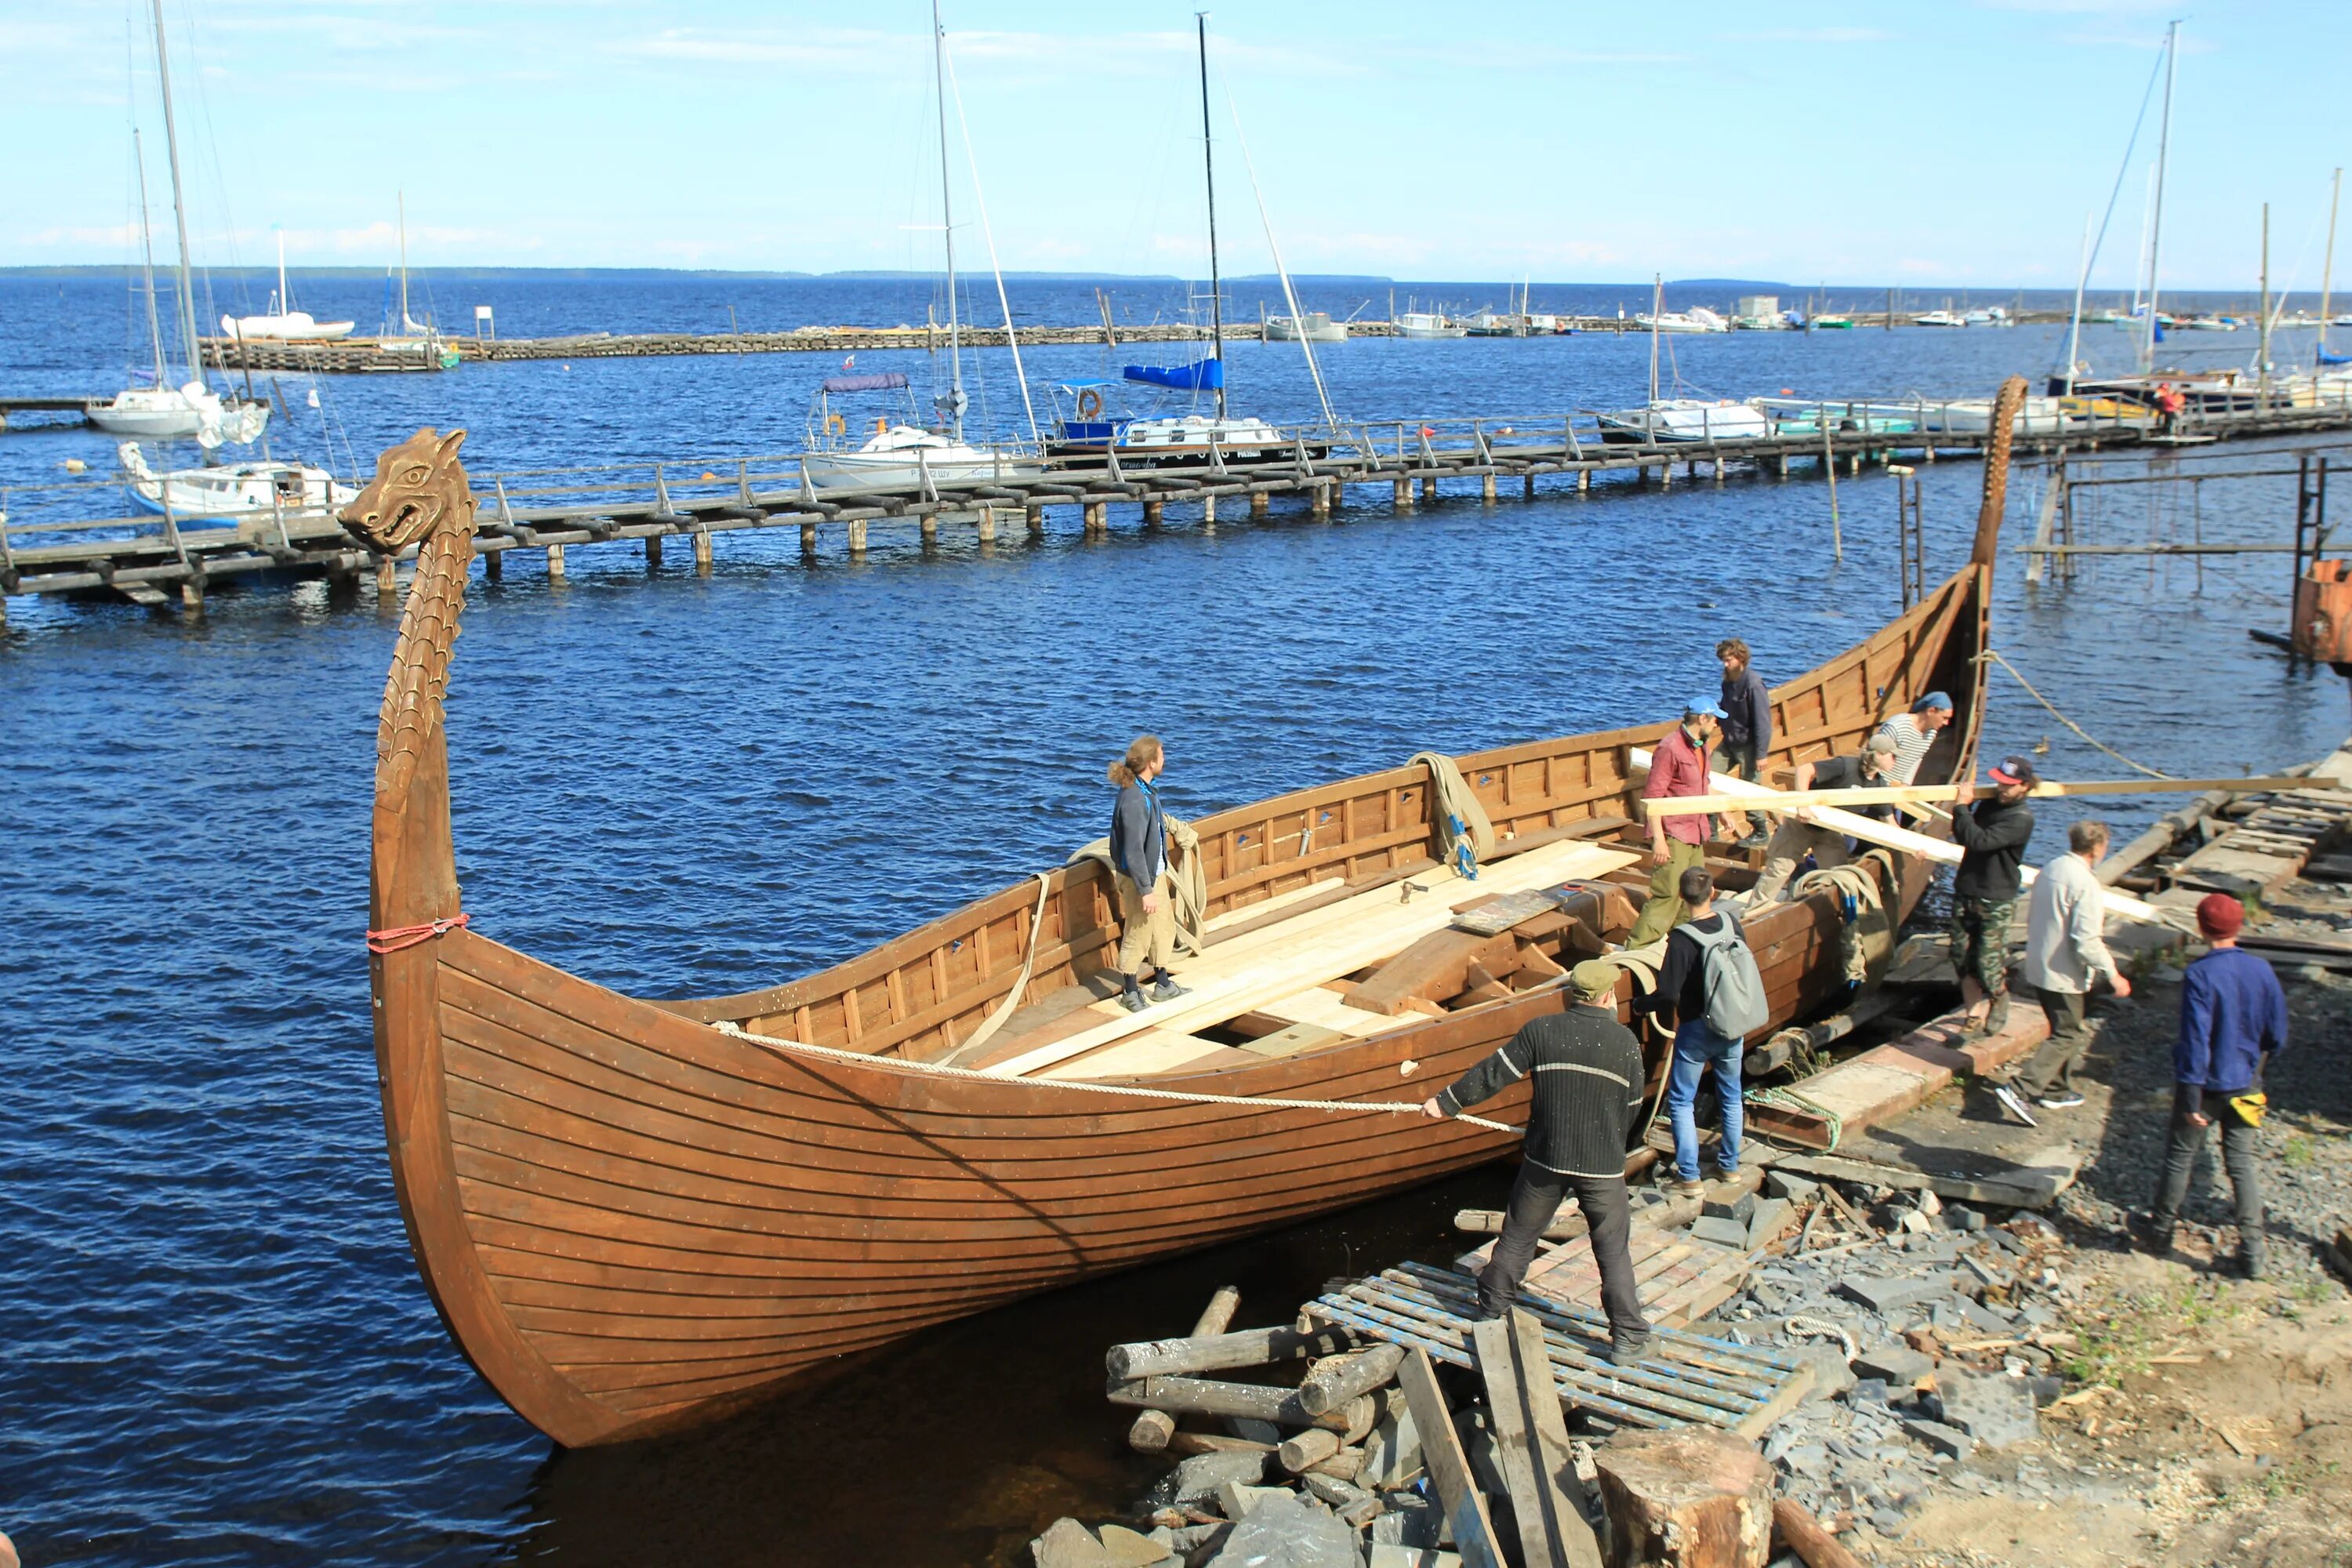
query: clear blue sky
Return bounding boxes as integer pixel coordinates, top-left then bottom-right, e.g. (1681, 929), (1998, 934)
(4, 1), (2346, 292)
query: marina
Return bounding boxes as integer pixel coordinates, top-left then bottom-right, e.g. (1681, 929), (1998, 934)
(9, 3), (2352, 1566)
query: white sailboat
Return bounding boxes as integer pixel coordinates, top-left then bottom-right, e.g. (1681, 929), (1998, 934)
(806, 2), (1040, 493)
(118, 441), (355, 519)
(86, 17), (268, 448)
(220, 228), (354, 341)
(1632, 305), (1729, 334)
(1599, 276), (1769, 443)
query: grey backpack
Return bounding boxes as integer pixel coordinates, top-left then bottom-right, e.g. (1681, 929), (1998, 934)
(1686, 913), (1769, 1036)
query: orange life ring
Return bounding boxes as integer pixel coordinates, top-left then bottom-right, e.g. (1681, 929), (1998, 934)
(1076, 387), (1104, 420)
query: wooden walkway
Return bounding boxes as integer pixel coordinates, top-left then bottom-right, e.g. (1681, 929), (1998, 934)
(8, 399), (2352, 618)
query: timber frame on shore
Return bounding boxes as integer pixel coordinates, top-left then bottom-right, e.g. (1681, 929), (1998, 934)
(6, 398), (2351, 619)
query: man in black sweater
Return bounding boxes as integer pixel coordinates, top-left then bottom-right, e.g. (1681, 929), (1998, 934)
(1950, 755), (2038, 1037)
(1422, 960), (1658, 1364)
(1717, 638), (1773, 844)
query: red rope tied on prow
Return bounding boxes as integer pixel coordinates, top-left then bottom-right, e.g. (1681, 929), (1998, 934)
(366, 913), (470, 953)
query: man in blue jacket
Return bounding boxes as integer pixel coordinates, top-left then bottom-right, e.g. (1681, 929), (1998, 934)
(2132, 894), (2288, 1278)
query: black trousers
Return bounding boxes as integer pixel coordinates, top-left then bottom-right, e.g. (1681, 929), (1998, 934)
(1479, 1161), (1649, 1338)
(2015, 985), (2090, 1095)
(2151, 1087), (2264, 1249)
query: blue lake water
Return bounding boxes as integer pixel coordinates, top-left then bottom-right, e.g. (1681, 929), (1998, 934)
(2, 274), (2346, 1565)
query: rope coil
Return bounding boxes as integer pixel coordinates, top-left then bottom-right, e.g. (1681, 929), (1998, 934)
(713, 1019), (1523, 1134)
(365, 913), (470, 953)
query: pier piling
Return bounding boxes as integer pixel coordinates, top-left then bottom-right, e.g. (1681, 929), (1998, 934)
(848, 521), (867, 556)
(1250, 490), (1270, 519)
(546, 543), (566, 579)
(644, 535), (662, 569)
(977, 506), (996, 543)
(692, 529), (713, 572)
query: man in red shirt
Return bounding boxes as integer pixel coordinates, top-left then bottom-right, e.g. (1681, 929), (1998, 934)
(1630, 698), (1725, 946)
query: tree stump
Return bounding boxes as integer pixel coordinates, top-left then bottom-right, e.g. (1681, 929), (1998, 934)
(1592, 1427), (1773, 1568)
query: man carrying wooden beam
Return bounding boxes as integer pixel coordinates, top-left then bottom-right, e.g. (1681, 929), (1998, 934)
(1950, 756), (2039, 1038)
(1107, 735), (1188, 1014)
(1749, 732), (1901, 902)
(1993, 820), (2132, 1120)
(1872, 690), (1954, 785)
(1629, 698), (1726, 947)
(1421, 960), (1659, 1366)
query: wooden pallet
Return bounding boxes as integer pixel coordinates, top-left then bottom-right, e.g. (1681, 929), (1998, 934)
(1307, 1263), (1813, 1438)
(1453, 1221), (1761, 1330)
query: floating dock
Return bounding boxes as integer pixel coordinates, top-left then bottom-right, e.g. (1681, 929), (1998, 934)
(7, 398), (2351, 619)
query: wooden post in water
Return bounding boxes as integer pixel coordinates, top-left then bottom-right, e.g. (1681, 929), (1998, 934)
(692, 529), (713, 572)
(977, 505), (996, 543)
(847, 520), (867, 557)
(1393, 479), (1411, 508)
(800, 521), (818, 557)
(1481, 473), (1497, 503)
(1418, 476), (1437, 504)
(1201, 494), (1218, 528)
(1083, 502), (1106, 536)
(1025, 503), (1044, 537)
(376, 554), (397, 594)
(644, 535), (662, 570)
(1311, 481), (1330, 517)
(1823, 427), (1842, 561)
(1524, 472), (1537, 500)
(546, 543), (566, 579)
(920, 513), (938, 548)
(1577, 469), (1590, 492)
(181, 574), (203, 608)
(1143, 499), (1164, 527)
(484, 546), (503, 579)
(1250, 489), (1269, 519)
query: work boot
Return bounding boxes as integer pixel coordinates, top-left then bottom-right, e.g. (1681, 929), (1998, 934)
(1119, 976), (1151, 1013)
(1151, 973), (1191, 1004)
(2128, 1212), (2176, 1257)
(1660, 1173), (1705, 1200)
(1609, 1331), (1662, 1367)
(2238, 1234), (2270, 1281)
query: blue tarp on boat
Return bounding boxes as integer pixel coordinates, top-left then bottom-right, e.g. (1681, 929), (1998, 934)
(821, 372), (910, 394)
(1123, 360), (1224, 392)
(2319, 347), (2350, 366)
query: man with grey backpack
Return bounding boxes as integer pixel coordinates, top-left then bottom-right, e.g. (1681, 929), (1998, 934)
(1637, 866), (1770, 1197)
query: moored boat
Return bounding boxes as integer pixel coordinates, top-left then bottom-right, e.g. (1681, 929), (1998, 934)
(343, 380), (2030, 1446)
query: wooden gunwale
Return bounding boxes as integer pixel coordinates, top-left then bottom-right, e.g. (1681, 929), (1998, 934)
(358, 405), (2010, 1445)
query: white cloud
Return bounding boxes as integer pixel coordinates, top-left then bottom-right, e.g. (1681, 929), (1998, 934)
(1726, 28), (1893, 44)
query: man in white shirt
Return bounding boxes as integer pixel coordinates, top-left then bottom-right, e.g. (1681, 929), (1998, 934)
(1994, 819), (2132, 1120)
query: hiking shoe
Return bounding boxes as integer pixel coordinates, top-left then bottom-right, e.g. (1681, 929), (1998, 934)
(1661, 1177), (1705, 1200)
(1978, 995), (2012, 1038)
(2035, 1090), (2087, 1110)
(1991, 1083), (2041, 1127)
(1150, 975), (1191, 1004)
(1119, 983), (1152, 1014)
(2238, 1247), (2270, 1282)
(2128, 1213), (2176, 1256)
(1609, 1332), (1662, 1367)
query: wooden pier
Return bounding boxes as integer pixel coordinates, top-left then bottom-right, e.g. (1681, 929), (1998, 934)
(8, 397), (2352, 620)
(0, 396), (96, 430)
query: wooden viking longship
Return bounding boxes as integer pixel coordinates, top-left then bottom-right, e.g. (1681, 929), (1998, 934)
(351, 383), (2026, 1447)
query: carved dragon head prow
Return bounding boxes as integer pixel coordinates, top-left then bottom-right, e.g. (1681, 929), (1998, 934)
(341, 426), (472, 553)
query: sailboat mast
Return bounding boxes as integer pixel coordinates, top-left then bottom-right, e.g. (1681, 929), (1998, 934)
(932, 0), (964, 438)
(2322, 167), (2343, 357)
(149, 0), (203, 390)
(2063, 212), (2091, 396)
(1649, 274), (1662, 405)
(398, 191), (410, 330)
(276, 227), (289, 316)
(2142, 19), (2178, 375)
(132, 128), (169, 390)
(2259, 202), (2271, 405)
(1196, 12), (1225, 419)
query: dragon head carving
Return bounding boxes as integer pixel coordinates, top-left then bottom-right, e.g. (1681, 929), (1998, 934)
(341, 427), (472, 553)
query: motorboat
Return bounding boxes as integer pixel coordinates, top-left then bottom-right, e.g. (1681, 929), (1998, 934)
(1396, 311), (1466, 339)
(2172, 315), (2239, 331)
(1829, 394), (2074, 435)
(1594, 399), (1769, 444)
(804, 372), (1040, 492)
(1265, 311), (1347, 343)
(85, 380), (269, 445)
(1633, 307), (1728, 334)
(118, 441), (354, 519)
(1753, 399), (1918, 437)
(221, 229), (355, 340)
(1914, 310), (1966, 328)
(1813, 315), (1854, 329)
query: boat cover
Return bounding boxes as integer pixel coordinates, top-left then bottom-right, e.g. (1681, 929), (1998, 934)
(821, 373), (911, 394)
(1123, 360), (1224, 392)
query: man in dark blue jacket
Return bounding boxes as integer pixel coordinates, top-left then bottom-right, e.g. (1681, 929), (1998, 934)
(1717, 638), (1772, 844)
(2133, 894), (2288, 1278)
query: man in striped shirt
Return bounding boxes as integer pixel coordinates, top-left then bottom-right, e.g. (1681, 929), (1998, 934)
(1871, 691), (1955, 786)
(1422, 960), (1658, 1365)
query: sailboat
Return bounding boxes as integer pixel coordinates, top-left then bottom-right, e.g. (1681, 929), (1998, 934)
(1044, 17), (1300, 469)
(220, 227), (355, 341)
(86, 5), (269, 447)
(375, 194), (462, 370)
(118, 440), (357, 520)
(1597, 276), (1769, 443)
(806, 3), (1041, 492)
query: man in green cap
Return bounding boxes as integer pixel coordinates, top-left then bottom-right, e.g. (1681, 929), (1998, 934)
(1422, 959), (1658, 1365)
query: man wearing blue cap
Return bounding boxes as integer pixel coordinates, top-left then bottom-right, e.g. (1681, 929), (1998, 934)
(1631, 697), (1725, 946)
(1873, 691), (1955, 787)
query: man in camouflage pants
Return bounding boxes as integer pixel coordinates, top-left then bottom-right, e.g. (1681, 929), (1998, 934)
(1948, 757), (2038, 1038)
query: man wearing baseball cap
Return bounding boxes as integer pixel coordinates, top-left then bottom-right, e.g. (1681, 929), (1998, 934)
(1948, 755), (2039, 1037)
(1423, 960), (1657, 1364)
(1750, 731), (1901, 903)
(1872, 691), (1955, 789)
(1630, 697), (1726, 947)
(2133, 894), (2288, 1278)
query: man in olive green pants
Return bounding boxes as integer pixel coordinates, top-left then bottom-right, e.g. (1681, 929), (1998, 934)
(1630, 698), (1725, 947)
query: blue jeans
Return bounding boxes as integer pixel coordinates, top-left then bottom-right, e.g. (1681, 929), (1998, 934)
(1666, 1019), (1745, 1182)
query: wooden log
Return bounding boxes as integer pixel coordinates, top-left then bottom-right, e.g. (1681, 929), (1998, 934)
(545, 543), (565, 579)
(1278, 1426), (1341, 1472)
(1305, 1443), (1365, 1481)
(1593, 1427), (1775, 1568)
(1770, 1500), (1864, 1568)
(1298, 1341), (1406, 1416)
(1397, 1347), (1506, 1568)
(2100, 788), (2231, 886)
(691, 528), (713, 572)
(1167, 1431), (1274, 1458)
(1107, 1323), (1350, 1382)
(1105, 1375), (1359, 1432)
(1124, 1286), (1243, 1451)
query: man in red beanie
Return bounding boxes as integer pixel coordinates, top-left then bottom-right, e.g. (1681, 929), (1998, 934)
(2132, 894), (2288, 1278)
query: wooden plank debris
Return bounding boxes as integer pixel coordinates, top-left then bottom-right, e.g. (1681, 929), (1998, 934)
(1398, 1345), (1508, 1568)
